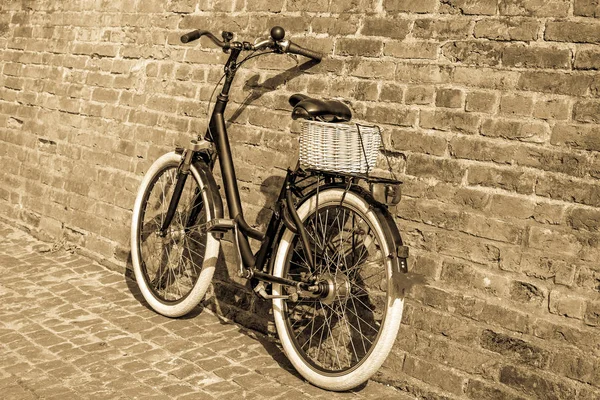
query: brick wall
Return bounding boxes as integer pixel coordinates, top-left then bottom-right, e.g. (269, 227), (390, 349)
(1, 0), (599, 398)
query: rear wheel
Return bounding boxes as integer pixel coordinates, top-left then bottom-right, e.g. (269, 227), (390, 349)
(131, 152), (220, 317)
(272, 188), (404, 391)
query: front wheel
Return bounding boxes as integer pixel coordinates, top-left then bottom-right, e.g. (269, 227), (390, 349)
(272, 188), (404, 391)
(131, 152), (220, 317)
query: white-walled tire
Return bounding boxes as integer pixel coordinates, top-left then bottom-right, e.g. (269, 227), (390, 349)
(272, 189), (404, 391)
(131, 152), (220, 317)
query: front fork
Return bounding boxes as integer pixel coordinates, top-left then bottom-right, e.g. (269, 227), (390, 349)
(159, 139), (211, 236)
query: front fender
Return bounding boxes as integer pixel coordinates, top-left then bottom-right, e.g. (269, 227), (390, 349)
(192, 160), (224, 221)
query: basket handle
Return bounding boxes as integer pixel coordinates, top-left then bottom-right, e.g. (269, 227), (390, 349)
(356, 123), (371, 177)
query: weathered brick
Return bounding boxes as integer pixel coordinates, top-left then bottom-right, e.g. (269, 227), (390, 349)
(246, 0), (283, 12)
(440, 0), (497, 15)
(499, 93), (533, 116)
(364, 104), (417, 126)
(589, 75), (600, 97)
(487, 193), (535, 220)
(450, 135), (515, 164)
(403, 355), (467, 395)
(481, 329), (549, 367)
(520, 254), (575, 285)
(384, 0), (437, 13)
(468, 164), (535, 194)
(532, 316), (599, 351)
(545, 21), (600, 44)
(354, 80), (379, 101)
(397, 197), (460, 229)
(591, 154), (600, 179)
(480, 118), (549, 143)
(335, 38), (382, 57)
(573, 100), (600, 124)
(575, 49), (600, 70)
(421, 109), (480, 134)
(91, 88), (119, 103)
(551, 350), (600, 387)
(576, 265), (600, 292)
(500, 0), (570, 17)
(454, 66), (520, 89)
(388, 128), (448, 156)
(379, 82), (404, 103)
(549, 289), (586, 320)
(441, 260), (511, 296)
(465, 91), (498, 113)
(568, 207), (600, 233)
(383, 41), (438, 59)
(406, 154), (466, 183)
(310, 14), (360, 36)
(518, 71), (593, 96)
(574, 0), (600, 17)
(474, 18), (539, 41)
(580, 387), (600, 400)
(442, 41), (502, 66)
(551, 123), (600, 152)
(536, 173), (600, 207)
(362, 17), (411, 39)
(396, 63), (450, 83)
(413, 18), (472, 40)
(532, 98), (570, 120)
(528, 226), (584, 255)
(466, 379), (528, 400)
(285, 0), (328, 11)
(499, 365), (577, 399)
(511, 280), (548, 307)
(503, 45), (571, 69)
(435, 88), (464, 108)
(585, 301), (600, 326)
(405, 85), (434, 105)
(461, 211), (523, 244)
(347, 59), (395, 79)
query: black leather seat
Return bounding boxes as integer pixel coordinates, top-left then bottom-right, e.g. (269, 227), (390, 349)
(289, 94), (352, 122)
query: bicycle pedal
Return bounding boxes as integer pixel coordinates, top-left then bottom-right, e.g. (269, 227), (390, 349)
(206, 218), (236, 233)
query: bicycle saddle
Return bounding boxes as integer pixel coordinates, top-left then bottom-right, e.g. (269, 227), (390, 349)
(289, 94), (352, 122)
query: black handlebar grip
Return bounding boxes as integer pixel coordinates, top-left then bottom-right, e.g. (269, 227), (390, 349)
(287, 41), (322, 61)
(181, 30), (202, 43)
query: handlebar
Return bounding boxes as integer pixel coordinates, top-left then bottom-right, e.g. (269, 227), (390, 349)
(181, 30), (225, 47)
(180, 26), (322, 62)
(285, 41), (322, 61)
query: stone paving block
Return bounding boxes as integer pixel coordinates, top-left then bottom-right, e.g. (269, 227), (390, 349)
(202, 379), (242, 394)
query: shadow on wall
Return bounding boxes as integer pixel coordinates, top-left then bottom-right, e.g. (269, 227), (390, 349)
(227, 58), (320, 126)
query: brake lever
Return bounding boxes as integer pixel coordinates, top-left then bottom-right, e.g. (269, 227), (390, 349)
(252, 37), (275, 51)
(276, 39), (290, 53)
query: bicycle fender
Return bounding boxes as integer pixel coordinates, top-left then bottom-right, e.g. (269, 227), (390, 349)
(335, 185), (413, 293)
(298, 182), (409, 267)
(369, 203), (407, 263)
(192, 161), (224, 220)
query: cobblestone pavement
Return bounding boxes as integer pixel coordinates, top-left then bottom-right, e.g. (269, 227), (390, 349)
(0, 222), (411, 399)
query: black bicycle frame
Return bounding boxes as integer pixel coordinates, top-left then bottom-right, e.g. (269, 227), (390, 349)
(199, 46), (313, 284)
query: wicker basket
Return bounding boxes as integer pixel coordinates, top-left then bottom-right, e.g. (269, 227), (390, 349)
(299, 121), (381, 174)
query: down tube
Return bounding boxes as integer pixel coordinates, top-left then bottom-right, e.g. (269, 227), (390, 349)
(209, 96), (255, 268)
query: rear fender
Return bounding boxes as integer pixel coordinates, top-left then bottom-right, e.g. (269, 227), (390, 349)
(297, 183), (408, 288)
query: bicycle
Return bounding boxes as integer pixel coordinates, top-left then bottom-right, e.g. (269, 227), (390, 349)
(130, 26), (409, 391)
